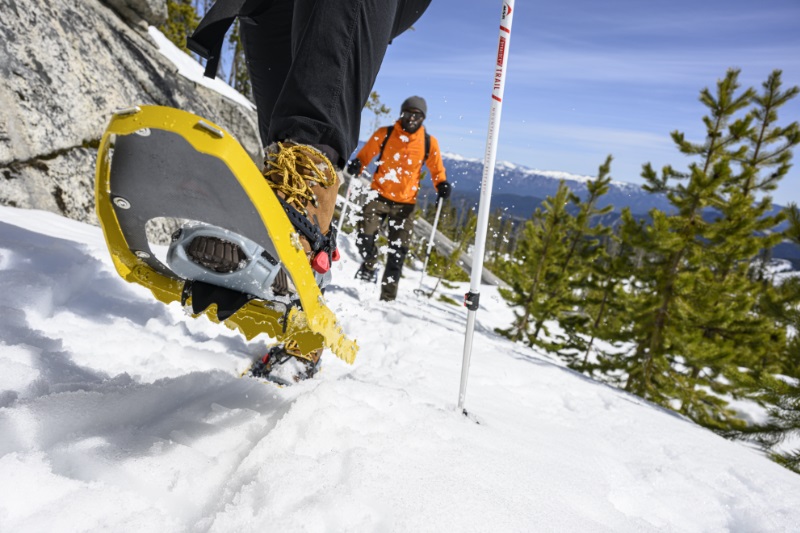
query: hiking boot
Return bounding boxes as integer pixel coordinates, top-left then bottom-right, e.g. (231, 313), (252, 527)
(250, 340), (323, 385)
(263, 142), (340, 273)
(355, 263), (379, 283)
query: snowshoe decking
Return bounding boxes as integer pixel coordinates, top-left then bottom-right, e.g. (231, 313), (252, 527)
(95, 105), (357, 363)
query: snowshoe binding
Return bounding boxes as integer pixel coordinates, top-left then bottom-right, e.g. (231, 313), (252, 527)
(249, 342), (322, 386)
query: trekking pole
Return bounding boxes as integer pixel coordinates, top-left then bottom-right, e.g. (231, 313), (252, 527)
(458, 0), (515, 414)
(336, 172), (356, 233)
(414, 197), (445, 295)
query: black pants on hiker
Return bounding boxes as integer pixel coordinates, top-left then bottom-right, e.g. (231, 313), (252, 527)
(357, 196), (414, 301)
(236, 0), (432, 168)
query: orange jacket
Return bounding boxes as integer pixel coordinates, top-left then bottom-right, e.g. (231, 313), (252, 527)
(355, 121), (447, 205)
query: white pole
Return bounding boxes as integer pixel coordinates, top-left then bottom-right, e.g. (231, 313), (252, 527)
(417, 198), (445, 292)
(336, 173), (355, 233)
(458, 0), (515, 413)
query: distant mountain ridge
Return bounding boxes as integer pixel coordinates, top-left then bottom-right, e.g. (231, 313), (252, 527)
(356, 143), (665, 216)
(435, 152), (788, 223)
(438, 153), (669, 217)
(415, 151), (798, 268)
(355, 141), (789, 218)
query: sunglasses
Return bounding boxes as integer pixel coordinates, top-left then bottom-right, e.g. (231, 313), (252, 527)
(402, 111), (424, 121)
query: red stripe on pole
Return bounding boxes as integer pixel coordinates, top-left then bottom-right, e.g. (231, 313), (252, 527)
(500, 25), (510, 33)
(492, 95), (502, 102)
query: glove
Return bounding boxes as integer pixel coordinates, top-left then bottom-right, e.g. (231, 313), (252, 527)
(436, 181), (452, 199)
(346, 159), (362, 177)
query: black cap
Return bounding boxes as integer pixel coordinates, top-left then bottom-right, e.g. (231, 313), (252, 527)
(401, 96), (427, 118)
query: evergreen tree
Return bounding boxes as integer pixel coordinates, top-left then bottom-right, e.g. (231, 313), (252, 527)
(731, 205), (800, 472)
(485, 214), (522, 281)
(737, 70), (800, 196)
(496, 182), (572, 345)
(439, 199), (460, 241)
(736, 70), (799, 281)
(685, 71), (799, 425)
(777, 206), (800, 382)
(785, 203), (800, 244)
(575, 225), (638, 378)
(484, 208), (506, 265)
(454, 198), (470, 242)
(552, 156), (616, 363)
(732, 375), (800, 474)
(597, 69), (799, 432)
(159, 0), (199, 53)
(619, 70), (755, 424)
(529, 157), (613, 350)
(502, 217), (523, 263)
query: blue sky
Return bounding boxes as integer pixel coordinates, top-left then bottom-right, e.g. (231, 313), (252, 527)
(364, 0), (800, 204)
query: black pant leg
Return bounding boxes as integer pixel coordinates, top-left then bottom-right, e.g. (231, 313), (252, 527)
(381, 244), (408, 301)
(391, 0), (432, 38)
(268, 0), (432, 167)
(240, 0), (293, 147)
(380, 202), (414, 300)
(356, 198), (388, 268)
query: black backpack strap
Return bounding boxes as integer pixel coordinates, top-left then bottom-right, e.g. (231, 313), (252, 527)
(377, 125), (394, 164)
(424, 132), (431, 163)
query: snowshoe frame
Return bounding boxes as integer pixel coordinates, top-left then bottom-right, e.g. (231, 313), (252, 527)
(95, 105), (357, 363)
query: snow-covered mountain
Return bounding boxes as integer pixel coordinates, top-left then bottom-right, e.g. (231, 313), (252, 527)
(1, 204), (799, 532)
(437, 153), (673, 217)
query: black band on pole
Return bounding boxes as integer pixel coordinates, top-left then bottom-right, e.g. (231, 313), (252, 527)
(464, 291), (480, 311)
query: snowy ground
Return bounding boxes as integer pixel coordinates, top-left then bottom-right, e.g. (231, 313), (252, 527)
(1, 204), (799, 532)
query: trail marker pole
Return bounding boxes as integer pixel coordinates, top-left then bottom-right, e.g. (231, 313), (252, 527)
(458, 0), (515, 413)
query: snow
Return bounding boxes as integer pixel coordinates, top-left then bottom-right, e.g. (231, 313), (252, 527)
(1, 204), (800, 532)
(147, 27), (256, 112)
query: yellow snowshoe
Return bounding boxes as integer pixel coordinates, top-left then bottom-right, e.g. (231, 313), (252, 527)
(94, 105), (357, 363)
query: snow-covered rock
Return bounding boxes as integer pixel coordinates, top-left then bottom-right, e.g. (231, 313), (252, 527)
(0, 0), (260, 225)
(103, 0), (167, 27)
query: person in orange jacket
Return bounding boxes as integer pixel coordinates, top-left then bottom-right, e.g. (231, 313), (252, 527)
(346, 96), (451, 301)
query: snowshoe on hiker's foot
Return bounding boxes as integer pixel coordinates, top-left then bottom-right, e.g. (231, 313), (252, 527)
(355, 263), (379, 283)
(94, 106), (358, 365)
(249, 341), (323, 386)
(263, 142), (341, 275)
